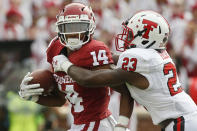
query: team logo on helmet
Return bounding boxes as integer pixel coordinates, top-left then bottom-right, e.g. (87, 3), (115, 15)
(142, 19), (158, 39)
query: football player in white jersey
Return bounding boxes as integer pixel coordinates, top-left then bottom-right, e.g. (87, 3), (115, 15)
(53, 11), (197, 131)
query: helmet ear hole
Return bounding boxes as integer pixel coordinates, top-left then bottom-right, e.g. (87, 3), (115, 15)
(159, 26), (161, 34)
(163, 37), (168, 43)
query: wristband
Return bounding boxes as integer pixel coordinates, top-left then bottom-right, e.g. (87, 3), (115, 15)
(61, 61), (73, 74)
(117, 115), (129, 126)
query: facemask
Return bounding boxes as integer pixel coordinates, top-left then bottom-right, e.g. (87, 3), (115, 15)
(66, 38), (84, 51)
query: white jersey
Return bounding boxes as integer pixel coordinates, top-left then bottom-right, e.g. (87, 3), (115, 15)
(117, 48), (197, 125)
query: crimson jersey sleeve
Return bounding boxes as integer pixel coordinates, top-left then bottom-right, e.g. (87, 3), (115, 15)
(68, 39), (114, 68)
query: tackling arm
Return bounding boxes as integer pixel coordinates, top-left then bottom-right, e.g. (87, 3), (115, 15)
(68, 66), (126, 88)
(112, 84), (134, 130)
(68, 65), (149, 90)
(53, 55), (149, 89)
(116, 84), (134, 118)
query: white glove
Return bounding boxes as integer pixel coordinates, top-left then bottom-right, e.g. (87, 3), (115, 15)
(52, 55), (73, 73)
(19, 72), (43, 102)
(114, 116), (130, 131)
(114, 126), (130, 131)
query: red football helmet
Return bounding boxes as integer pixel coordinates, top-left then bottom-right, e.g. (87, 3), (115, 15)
(56, 3), (96, 50)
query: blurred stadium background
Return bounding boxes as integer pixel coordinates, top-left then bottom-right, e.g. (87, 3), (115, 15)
(0, 0), (197, 131)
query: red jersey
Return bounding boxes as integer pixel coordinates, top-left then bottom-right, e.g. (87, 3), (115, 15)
(46, 37), (113, 124)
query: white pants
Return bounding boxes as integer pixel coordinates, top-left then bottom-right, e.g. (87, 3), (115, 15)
(165, 111), (197, 131)
(67, 115), (117, 131)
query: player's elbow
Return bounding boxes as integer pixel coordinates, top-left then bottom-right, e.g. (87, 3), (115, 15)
(76, 75), (96, 87)
(77, 76), (92, 86)
(54, 99), (66, 107)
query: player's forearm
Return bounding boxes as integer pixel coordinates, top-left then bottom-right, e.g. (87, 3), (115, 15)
(119, 90), (134, 118)
(36, 95), (66, 107)
(68, 66), (125, 87)
(116, 86), (134, 130)
(113, 84), (134, 118)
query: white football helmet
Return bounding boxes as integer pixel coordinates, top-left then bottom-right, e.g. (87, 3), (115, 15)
(115, 10), (170, 52)
(56, 3), (96, 50)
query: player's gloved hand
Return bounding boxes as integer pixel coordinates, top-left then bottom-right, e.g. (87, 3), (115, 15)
(114, 116), (130, 131)
(18, 72), (43, 102)
(52, 55), (73, 73)
(114, 125), (130, 131)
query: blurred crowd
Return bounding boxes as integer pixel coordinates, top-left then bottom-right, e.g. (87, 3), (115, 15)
(0, 0), (197, 131)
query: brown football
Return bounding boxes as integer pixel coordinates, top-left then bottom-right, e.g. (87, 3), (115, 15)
(29, 69), (57, 95)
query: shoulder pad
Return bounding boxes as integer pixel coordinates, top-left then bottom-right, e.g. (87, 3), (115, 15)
(47, 36), (59, 49)
(117, 48), (162, 73)
(46, 37), (64, 64)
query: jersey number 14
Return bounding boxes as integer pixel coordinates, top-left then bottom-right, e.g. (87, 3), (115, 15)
(90, 50), (109, 66)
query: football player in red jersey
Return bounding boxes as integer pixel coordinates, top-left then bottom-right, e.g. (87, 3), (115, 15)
(53, 10), (197, 131)
(18, 3), (133, 131)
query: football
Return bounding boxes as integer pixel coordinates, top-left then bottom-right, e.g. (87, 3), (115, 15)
(29, 69), (57, 95)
